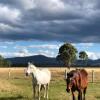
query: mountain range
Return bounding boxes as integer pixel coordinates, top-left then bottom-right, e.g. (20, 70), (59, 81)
(6, 55), (100, 67)
(6, 55), (58, 67)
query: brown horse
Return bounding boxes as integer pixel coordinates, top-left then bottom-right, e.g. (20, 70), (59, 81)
(65, 69), (88, 100)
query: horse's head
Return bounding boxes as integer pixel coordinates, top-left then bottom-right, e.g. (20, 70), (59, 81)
(66, 70), (81, 93)
(25, 62), (37, 76)
(65, 71), (74, 93)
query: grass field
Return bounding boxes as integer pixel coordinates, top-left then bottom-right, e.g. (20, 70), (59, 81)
(0, 67), (100, 100)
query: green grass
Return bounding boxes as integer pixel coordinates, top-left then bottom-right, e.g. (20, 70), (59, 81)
(0, 70), (100, 100)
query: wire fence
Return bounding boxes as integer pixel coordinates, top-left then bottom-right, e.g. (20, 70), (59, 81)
(88, 70), (100, 83)
(0, 67), (100, 83)
(64, 69), (100, 83)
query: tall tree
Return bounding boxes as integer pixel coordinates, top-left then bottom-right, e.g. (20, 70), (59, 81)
(57, 43), (77, 69)
(0, 55), (4, 66)
(79, 51), (88, 66)
(0, 55), (11, 67)
(79, 51), (88, 60)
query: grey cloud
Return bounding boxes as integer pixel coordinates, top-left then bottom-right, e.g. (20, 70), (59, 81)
(0, 0), (34, 10)
(0, 0), (100, 42)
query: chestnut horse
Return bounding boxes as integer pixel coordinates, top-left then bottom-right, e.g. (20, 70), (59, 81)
(65, 69), (88, 100)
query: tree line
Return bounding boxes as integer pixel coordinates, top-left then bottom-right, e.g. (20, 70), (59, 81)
(0, 55), (11, 67)
(56, 43), (88, 69)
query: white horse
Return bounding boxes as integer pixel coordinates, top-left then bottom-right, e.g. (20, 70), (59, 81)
(25, 62), (51, 100)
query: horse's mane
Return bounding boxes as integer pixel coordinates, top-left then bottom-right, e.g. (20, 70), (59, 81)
(78, 69), (88, 77)
(67, 69), (88, 78)
(29, 63), (38, 71)
(31, 64), (36, 68)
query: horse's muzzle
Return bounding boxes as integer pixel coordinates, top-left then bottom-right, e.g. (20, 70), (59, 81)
(66, 88), (70, 93)
(26, 73), (28, 76)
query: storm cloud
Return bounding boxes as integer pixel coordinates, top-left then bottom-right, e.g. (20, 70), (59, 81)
(0, 0), (100, 42)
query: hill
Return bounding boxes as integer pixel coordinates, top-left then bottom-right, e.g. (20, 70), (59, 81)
(6, 55), (100, 67)
(6, 55), (59, 67)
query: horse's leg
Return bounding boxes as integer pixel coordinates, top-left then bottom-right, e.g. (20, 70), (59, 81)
(32, 83), (36, 99)
(78, 90), (82, 100)
(33, 86), (36, 99)
(38, 84), (41, 100)
(83, 88), (87, 100)
(78, 92), (80, 100)
(72, 91), (75, 100)
(46, 83), (49, 99)
(43, 85), (46, 99)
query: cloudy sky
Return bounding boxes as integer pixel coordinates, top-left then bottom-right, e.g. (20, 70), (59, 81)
(0, 0), (100, 59)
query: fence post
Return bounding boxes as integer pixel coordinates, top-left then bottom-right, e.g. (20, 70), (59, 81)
(8, 68), (11, 79)
(92, 70), (94, 83)
(65, 69), (67, 79)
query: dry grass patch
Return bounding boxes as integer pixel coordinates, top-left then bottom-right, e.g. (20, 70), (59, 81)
(0, 67), (100, 100)
(0, 79), (21, 93)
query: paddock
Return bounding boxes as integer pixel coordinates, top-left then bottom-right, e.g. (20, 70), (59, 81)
(0, 67), (100, 100)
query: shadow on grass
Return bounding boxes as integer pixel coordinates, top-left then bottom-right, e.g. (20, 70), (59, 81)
(96, 96), (100, 99)
(0, 95), (24, 100)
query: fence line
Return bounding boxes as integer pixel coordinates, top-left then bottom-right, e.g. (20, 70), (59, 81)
(0, 68), (100, 82)
(64, 69), (100, 83)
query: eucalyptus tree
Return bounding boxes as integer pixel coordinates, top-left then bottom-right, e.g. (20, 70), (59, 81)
(57, 43), (77, 69)
(0, 55), (11, 67)
(79, 51), (88, 66)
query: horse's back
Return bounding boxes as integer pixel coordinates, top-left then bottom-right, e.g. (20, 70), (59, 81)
(80, 69), (88, 77)
(41, 69), (51, 78)
(36, 69), (51, 84)
(42, 69), (51, 75)
(79, 69), (88, 88)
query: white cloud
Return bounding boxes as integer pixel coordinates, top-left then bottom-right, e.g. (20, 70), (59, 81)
(0, 49), (55, 58)
(13, 44), (58, 57)
(0, 5), (21, 22)
(15, 44), (60, 50)
(73, 43), (94, 49)
(0, 48), (33, 58)
(34, 0), (65, 13)
(4, 41), (14, 45)
(38, 50), (55, 57)
(0, 52), (12, 58)
(0, 23), (14, 32)
(78, 43), (94, 47)
(0, 45), (7, 48)
(0, 23), (22, 33)
(86, 51), (100, 60)
(1, 50), (100, 60)
(18, 48), (30, 57)
(29, 44), (59, 49)
(16, 0), (36, 10)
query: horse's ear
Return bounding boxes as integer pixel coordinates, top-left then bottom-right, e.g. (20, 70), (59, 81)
(67, 72), (73, 77)
(28, 62), (31, 65)
(70, 73), (73, 77)
(67, 73), (69, 76)
(32, 62), (34, 64)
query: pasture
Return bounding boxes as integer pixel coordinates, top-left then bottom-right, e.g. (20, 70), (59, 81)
(0, 67), (100, 100)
